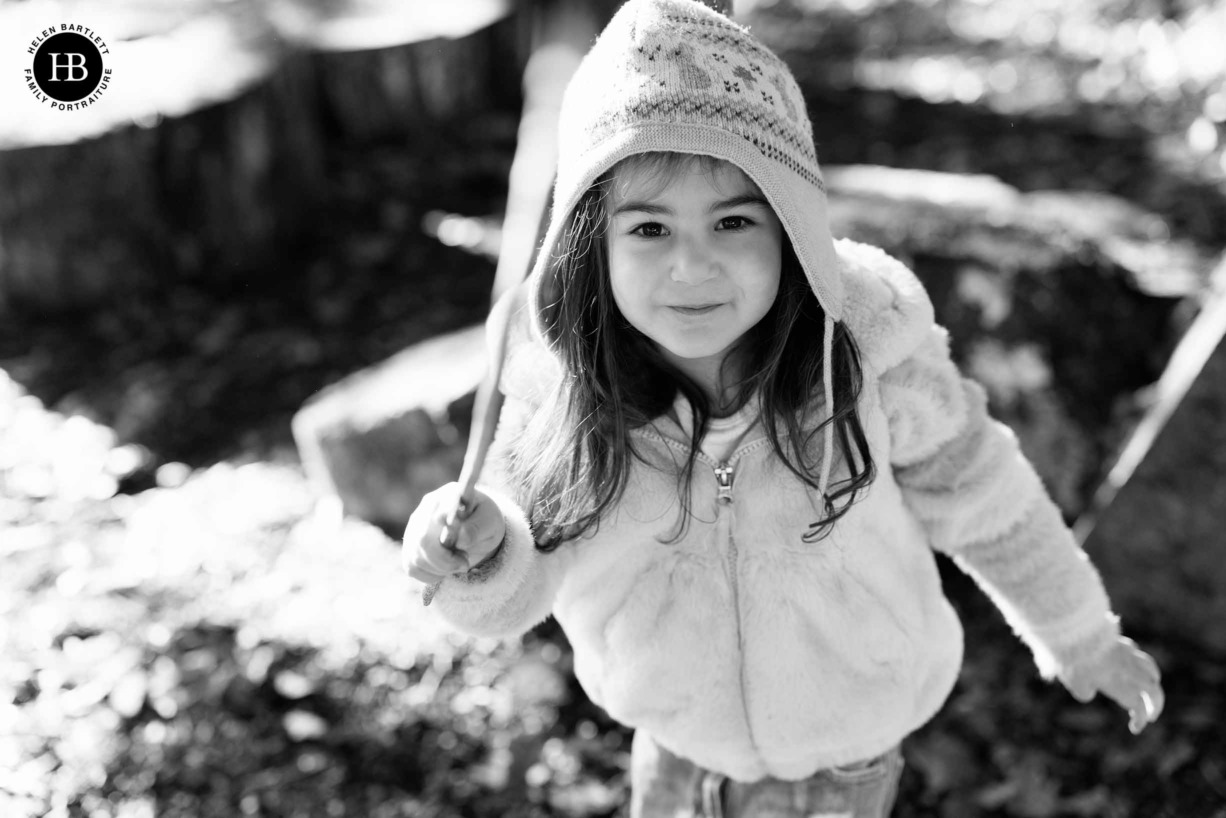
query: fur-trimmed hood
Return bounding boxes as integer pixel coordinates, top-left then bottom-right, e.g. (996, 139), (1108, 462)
(835, 239), (935, 374)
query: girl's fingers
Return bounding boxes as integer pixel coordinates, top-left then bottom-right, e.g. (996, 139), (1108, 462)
(1123, 652), (1164, 728)
(407, 563), (447, 585)
(1138, 682), (1164, 727)
(437, 498), (466, 547)
(1067, 641), (1165, 734)
(416, 525), (471, 571)
(1147, 682), (1166, 722)
(1138, 691), (1156, 730)
(1114, 669), (1164, 735)
(1132, 646), (1161, 682)
(427, 547), (471, 575)
(444, 519), (488, 555)
(402, 491), (473, 578)
(404, 543), (467, 580)
(402, 485), (501, 585)
(440, 498), (504, 555)
(1128, 692), (1148, 734)
(1128, 688), (1160, 734)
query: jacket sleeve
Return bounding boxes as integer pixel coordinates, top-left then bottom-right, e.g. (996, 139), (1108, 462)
(879, 325), (1121, 679)
(423, 299), (574, 639)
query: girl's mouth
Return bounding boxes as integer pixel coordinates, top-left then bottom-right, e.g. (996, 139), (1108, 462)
(669, 304), (722, 315)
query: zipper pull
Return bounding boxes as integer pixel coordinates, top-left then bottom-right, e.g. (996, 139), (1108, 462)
(714, 464), (734, 504)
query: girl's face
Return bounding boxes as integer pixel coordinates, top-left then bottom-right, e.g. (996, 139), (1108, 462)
(606, 158), (783, 392)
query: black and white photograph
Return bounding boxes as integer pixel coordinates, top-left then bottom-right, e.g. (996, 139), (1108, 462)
(1, 0), (1223, 815)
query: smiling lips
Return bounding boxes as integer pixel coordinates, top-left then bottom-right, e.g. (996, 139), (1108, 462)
(669, 303), (723, 315)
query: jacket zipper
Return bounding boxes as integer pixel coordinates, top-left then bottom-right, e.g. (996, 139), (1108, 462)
(634, 428), (771, 758)
(712, 460), (762, 760)
(714, 464), (734, 504)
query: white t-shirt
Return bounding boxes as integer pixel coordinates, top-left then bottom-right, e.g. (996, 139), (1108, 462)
(670, 394), (763, 464)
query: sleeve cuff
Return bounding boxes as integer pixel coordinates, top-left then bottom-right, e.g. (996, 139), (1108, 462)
(447, 484), (535, 596)
(427, 484), (555, 638)
(1029, 612), (1122, 680)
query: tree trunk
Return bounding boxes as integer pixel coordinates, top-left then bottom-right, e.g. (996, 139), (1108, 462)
(0, 0), (525, 315)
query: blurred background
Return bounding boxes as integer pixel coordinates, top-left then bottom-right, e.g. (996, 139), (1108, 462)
(1, 0), (1225, 816)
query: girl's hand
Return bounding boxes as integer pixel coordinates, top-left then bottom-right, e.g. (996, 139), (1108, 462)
(401, 483), (507, 586)
(1058, 636), (1164, 734)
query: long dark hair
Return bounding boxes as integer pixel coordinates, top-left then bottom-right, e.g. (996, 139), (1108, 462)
(510, 153), (875, 550)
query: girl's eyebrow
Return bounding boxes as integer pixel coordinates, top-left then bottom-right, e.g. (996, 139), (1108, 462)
(707, 193), (770, 213)
(610, 194), (770, 217)
(611, 200), (671, 217)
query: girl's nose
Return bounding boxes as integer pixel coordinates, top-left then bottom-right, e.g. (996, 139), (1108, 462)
(669, 238), (718, 285)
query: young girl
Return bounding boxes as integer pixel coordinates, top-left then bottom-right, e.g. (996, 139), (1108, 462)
(402, 0), (1164, 815)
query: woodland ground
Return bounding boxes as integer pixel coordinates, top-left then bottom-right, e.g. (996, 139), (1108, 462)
(3, 0), (1226, 815)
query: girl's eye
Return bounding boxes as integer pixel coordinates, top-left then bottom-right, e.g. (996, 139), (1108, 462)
(718, 216), (753, 231)
(630, 222), (667, 238)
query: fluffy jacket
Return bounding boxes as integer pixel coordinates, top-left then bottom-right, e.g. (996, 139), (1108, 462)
(425, 239), (1122, 781)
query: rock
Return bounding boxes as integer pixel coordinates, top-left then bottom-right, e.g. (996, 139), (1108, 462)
(825, 165), (1210, 298)
(1080, 265), (1226, 655)
(291, 324), (485, 532)
(825, 164), (1206, 517)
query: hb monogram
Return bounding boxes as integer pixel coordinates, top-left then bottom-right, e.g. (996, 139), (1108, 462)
(47, 52), (89, 82)
(29, 29), (110, 105)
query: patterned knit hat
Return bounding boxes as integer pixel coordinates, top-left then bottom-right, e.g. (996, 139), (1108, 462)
(529, 0), (843, 497)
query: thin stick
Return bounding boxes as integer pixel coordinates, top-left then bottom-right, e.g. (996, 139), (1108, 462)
(421, 285), (521, 606)
(422, 0), (735, 606)
(419, 0), (606, 606)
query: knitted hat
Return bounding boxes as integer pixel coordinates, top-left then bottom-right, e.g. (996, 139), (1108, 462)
(529, 0), (843, 498)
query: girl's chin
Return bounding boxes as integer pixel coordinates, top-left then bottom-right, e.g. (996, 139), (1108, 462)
(657, 343), (736, 376)
(654, 337), (727, 362)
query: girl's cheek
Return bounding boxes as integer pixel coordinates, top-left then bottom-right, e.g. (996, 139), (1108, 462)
(609, 235), (639, 258)
(618, 244), (662, 270)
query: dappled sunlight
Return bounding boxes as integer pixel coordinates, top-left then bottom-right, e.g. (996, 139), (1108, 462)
(3, 0), (1226, 814)
(0, 373), (145, 507)
(1, 364), (629, 817)
(423, 210), (504, 261)
(749, 0), (1226, 185)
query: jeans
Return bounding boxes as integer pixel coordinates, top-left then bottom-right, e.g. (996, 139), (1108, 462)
(629, 731), (904, 818)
